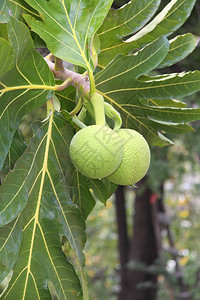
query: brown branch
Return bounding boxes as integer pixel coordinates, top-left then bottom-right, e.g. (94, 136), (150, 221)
(54, 57), (64, 71)
(44, 58), (90, 95)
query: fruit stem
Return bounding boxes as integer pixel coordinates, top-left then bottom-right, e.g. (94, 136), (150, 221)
(55, 78), (72, 91)
(77, 107), (87, 122)
(54, 57), (64, 71)
(90, 92), (106, 125)
(69, 97), (83, 116)
(72, 117), (87, 129)
(88, 69), (96, 96)
(104, 102), (122, 130)
(83, 98), (95, 120)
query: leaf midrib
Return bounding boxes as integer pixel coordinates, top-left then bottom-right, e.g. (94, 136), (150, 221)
(22, 110), (54, 299)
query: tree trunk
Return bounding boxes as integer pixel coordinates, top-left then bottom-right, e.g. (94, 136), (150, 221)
(115, 177), (161, 300)
(115, 186), (129, 297)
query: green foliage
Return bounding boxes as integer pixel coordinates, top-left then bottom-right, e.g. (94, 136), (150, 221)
(95, 36), (200, 145)
(157, 33), (199, 69)
(0, 0), (200, 298)
(23, 0), (113, 70)
(97, 0), (196, 66)
(0, 17), (55, 170)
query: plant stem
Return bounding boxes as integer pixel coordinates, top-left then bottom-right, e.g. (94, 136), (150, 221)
(83, 98), (95, 120)
(104, 102), (122, 130)
(45, 53), (55, 61)
(45, 58), (90, 96)
(70, 97), (83, 116)
(71, 117), (87, 129)
(77, 107), (87, 122)
(90, 93), (106, 125)
(55, 78), (72, 91)
(54, 57), (64, 71)
(88, 69), (96, 96)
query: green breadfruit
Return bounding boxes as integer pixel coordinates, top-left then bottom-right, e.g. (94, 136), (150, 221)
(108, 129), (151, 185)
(69, 125), (124, 179)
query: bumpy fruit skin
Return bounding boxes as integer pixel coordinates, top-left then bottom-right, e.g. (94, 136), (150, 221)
(69, 125), (124, 179)
(108, 129), (150, 185)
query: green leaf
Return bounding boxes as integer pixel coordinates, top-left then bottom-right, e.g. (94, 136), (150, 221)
(55, 85), (76, 112)
(97, 0), (161, 67)
(0, 17), (55, 170)
(70, 172), (96, 220)
(0, 111), (86, 261)
(71, 173), (117, 220)
(126, 0), (196, 44)
(0, 38), (14, 77)
(23, 0), (113, 70)
(158, 33), (199, 68)
(96, 36), (169, 88)
(0, 216), (22, 283)
(0, 0), (40, 22)
(147, 118), (194, 134)
(140, 98), (187, 108)
(0, 24), (8, 40)
(0, 1), (21, 22)
(142, 104), (200, 123)
(0, 111), (86, 298)
(0, 130), (27, 183)
(95, 37), (200, 145)
(4, 218), (82, 299)
(98, 0), (196, 67)
(31, 31), (47, 48)
(127, 71), (200, 100)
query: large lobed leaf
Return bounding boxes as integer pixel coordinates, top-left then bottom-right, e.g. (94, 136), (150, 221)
(0, 216), (22, 284)
(0, 130), (27, 183)
(0, 0), (41, 24)
(0, 0), (200, 297)
(0, 16), (55, 171)
(98, 0), (196, 67)
(71, 172), (117, 220)
(0, 111), (86, 298)
(0, 106), (115, 297)
(95, 36), (200, 145)
(0, 38), (14, 77)
(158, 33), (199, 69)
(23, 0), (113, 70)
(97, 0), (161, 67)
(0, 0), (21, 21)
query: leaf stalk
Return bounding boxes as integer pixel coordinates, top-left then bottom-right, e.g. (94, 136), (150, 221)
(90, 93), (106, 125)
(69, 97), (83, 116)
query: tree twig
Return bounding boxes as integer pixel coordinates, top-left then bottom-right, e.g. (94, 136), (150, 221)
(44, 58), (90, 96)
(54, 57), (64, 71)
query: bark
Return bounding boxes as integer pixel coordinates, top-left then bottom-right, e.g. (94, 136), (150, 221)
(115, 186), (129, 294)
(115, 177), (161, 300)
